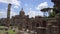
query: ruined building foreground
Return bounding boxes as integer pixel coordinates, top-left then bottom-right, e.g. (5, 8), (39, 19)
(0, 0), (60, 34)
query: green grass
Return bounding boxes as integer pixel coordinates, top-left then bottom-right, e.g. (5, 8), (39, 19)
(8, 30), (16, 34)
(0, 26), (17, 34)
(0, 29), (16, 34)
(0, 26), (5, 28)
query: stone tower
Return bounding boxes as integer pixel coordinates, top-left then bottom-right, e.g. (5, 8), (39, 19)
(7, 3), (11, 26)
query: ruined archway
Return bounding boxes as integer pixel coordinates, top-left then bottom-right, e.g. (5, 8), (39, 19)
(36, 23), (39, 27)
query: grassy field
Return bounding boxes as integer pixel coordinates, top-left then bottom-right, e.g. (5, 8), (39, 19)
(0, 29), (16, 34)
(0, 26), (17, 34)
(8, 30), (16, 34)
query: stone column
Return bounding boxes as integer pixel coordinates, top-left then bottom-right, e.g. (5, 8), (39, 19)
(7, 3), (11, 27)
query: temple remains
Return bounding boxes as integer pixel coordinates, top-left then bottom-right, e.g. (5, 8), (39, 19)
(0, 0), (60, 34)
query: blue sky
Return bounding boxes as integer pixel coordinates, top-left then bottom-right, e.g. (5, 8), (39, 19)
(0, 0), (54, 18)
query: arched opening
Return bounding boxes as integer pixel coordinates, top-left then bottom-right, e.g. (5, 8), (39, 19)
(43, 20), (46, 27)
(26, 26), (28, 28)
(36, 23), (39, 27)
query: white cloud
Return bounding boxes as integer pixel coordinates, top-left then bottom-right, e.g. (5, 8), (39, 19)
(10, 8), (18, 17)
(27, 11), (43, 18)
(13, 6), (19, 8)
(0, 11), (7, 18)
(27, 11), (36, 18)
(10, 11), (18, 18)
(0, 8), (18, 18)
(0, 0), (21, 8)
(36, 2), (48, 10)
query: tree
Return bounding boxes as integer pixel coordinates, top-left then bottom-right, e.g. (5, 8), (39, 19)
(49, 10), (56, 17)
(40, 7), (52, 17)
(41, 8), (47, 17)
(49, 5), (59, 17)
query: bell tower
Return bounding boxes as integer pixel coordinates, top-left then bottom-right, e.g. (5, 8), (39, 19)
(20, 8), (25, 17)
